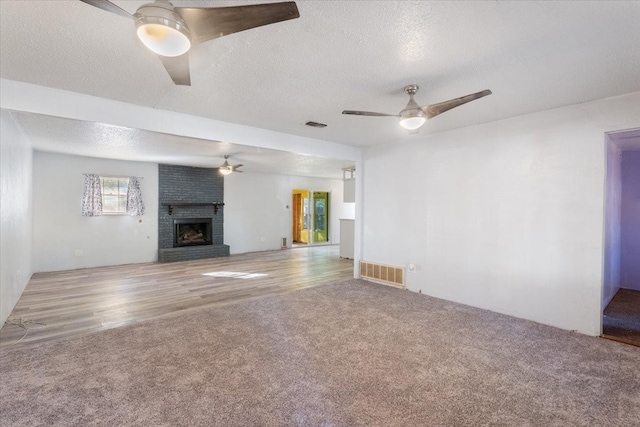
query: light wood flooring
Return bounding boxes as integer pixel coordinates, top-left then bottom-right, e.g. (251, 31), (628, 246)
(1, 245), (353, 351)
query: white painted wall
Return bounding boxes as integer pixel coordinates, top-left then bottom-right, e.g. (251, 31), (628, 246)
(362, 91), (640, 336)
(33, 152), (159, 272)
(603, 139), (622, 308)
(0, 110), (33, 325)
(224, 172), (354, 254)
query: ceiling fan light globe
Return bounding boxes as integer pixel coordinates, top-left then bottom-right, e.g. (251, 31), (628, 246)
(219, 168), (233, 176)
(135, 4), (191, 57)
(399, 116), (426, 130)
(137, 23), (190, 57)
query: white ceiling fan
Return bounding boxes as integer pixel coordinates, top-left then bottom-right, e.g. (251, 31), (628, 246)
(80, 0), (300, 86)
(343, 85), (492, 132)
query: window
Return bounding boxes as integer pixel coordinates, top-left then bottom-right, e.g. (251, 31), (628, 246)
(82, 174), (145, 217)
(100, 177), (129, 214)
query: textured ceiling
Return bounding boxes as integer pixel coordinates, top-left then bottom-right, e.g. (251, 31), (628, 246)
(12, 112), (355, 178)
(2, 1), (640, 172)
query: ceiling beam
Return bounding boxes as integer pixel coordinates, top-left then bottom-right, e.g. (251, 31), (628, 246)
(0, 78), (361, 162)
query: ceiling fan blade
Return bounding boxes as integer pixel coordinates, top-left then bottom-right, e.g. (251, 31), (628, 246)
(342, 110), (398, 117)
(175, 2), (300, 45)
(422, 89), (492, 119)
(79, 0), (134, 19)
(232, 164), (244, 169)
(158, 54), (191, 86)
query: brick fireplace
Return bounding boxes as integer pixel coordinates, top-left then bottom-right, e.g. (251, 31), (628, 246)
(158, 164), (230, 262)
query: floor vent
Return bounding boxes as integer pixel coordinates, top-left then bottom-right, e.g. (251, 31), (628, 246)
(360, 261), (405, 287)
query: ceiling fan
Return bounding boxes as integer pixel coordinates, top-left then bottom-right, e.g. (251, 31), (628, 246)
(218, 155), (243, 175)
(80, 0), (300, 86)
(342, 85), (492, 132)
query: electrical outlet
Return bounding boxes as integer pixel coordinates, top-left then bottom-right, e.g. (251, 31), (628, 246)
(75, 249), (83, 256)
(408, 263), (416, 273)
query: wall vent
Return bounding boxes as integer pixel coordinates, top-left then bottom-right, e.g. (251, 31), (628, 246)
(305, 121), (327, 128)
(360, 261), (405, 287)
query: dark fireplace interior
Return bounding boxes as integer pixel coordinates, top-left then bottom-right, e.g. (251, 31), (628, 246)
(174, 218), (213, 247)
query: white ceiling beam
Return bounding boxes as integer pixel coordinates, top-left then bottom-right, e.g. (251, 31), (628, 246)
(0, 79), (361, 162)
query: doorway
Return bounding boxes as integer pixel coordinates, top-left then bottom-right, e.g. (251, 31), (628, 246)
(602, 129), (640, 347)
(292, 189), (330, 246)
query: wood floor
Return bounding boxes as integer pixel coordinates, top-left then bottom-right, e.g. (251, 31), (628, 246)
(602, 288), (640, 347)
(1, 245), (353, 351)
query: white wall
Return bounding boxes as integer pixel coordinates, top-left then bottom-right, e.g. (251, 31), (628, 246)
(224, 172), (354, 254)
(33, 152), (159, 272)
(603, 139), (622, 307)
(362, 91), (640, 336)
(0, 110), (33, 325)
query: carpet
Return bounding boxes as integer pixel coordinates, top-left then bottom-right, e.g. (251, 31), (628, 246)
(1, 279), (639, 426)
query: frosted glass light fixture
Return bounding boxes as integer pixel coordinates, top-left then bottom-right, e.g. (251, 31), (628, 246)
(399, 114), (426, 130)
(135, 3), (191, 57)
(399, 87), (426, 131)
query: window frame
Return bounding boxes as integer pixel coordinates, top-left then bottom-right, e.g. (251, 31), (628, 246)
(99, 176), (129, 215)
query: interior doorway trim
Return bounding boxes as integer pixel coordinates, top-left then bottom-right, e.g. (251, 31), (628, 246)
(601, 127), (640, 336)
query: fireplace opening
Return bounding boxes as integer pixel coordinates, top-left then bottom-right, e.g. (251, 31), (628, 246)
(174, 218), (213, 247)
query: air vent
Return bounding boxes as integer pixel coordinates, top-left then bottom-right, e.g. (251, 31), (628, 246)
(360, 261), (405, 288)
(305, 121), (327, 128)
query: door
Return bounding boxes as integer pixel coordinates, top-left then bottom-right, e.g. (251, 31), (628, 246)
(292, 190), (310, 244)
(292, 189), (329, 245)
(292, 193), (302, 243)
(313, 191), (329, 243)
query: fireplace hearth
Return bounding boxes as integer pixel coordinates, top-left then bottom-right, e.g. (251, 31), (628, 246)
(174, 218), (212, 247)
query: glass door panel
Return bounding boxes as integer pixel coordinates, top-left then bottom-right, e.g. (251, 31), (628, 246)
(313, 192), (329, 243)
(302, 196), (311, 243)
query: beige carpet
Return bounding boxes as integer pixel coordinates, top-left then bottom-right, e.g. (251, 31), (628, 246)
(1, 279), (639, 426)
